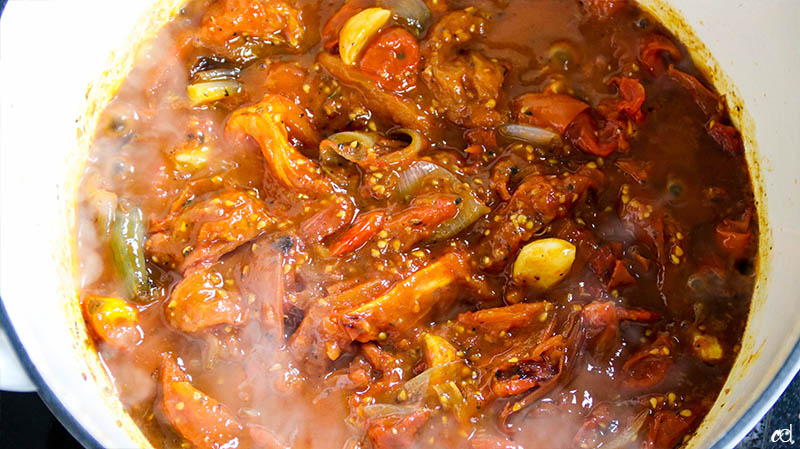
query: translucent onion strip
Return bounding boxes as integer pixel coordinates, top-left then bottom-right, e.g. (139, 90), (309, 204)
(432, 195), (490, 240)
(381, 128), (425, 166)
(320, 131), (379, 163)
(320, 128), (425, 167)
(395, 161), (489, 239)
(378, 0), (432, 37)
(193, 67), (240, 82)
(187, 79), (242, 106)
(498, 123), (561, 146)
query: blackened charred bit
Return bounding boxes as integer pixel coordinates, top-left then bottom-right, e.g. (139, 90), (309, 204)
(272, 235), (295, 254)
(283, 304), (305, 340)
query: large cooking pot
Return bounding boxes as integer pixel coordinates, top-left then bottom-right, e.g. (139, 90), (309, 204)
(1, 0), (798, 447)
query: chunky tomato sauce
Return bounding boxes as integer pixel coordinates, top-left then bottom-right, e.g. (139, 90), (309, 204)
(77, 0), (758, 448)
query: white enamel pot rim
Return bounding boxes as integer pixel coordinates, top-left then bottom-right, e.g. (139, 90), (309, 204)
(1, 1), (800, 448)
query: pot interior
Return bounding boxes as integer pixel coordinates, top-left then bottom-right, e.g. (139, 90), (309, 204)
(2, 1), (798, 448)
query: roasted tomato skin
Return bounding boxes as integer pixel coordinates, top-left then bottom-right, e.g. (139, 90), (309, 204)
(360, 27), (421, 92)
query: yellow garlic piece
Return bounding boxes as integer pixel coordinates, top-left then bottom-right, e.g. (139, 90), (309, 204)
(339, 8), (391, 65)
(513, 238), (576, 289)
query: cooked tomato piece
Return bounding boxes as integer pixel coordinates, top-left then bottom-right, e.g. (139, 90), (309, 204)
(478, 165), (603, 270)
(639, 34), (683, 75)
(491, 335), (564, 397)
(361, 342), (409, 391)
(360, 27), (421, 92)
(458, 302), (550, 334)
(340, 251), (469, 342)
(382, 195), (459, 251)
(329, 210), (386, 256)
(421, 9), (507, 128)
(666, 65), (720, 117)
(623, 335), (674, 389)
(619, 197), (667, 263)
(513, 93), (589, 135)
(583, 301), (659, 358)
(645, 410), (695, 449)
(607, 259), (636, 289)
(300, 202), (357, 243)
(464, 127), (498, 147)
(239, 241), (287, 336)
(321, 0), (370, 50)
(563, 77), (645, 157)
(666, 66), (744, 155)
(288, 279), (394, 367)
(588, 244), (618, 280)
(497, 314), (583, 426)
(318, 52), (434, 133)
(565, 112), (619, 157)
(715, 210), (752, 256)
(160, 355), (243, 449)
(615, 159), (652, 183)
(604, 77), (646, 123)
(226, 95), (330, 193)
(708, 121), (744, 155)
(197, 0), (306, 53)
(165, 265), (246, 333)
(83, 295), (142, 350)
(367, 409), (431, 449)
(146, 188), (275, 271)
(488, 155), (525, 201)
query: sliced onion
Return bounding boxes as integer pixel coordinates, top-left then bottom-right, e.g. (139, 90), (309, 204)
(239, 407), (262, 418)
(321, 131), (380, 163)
(402, 366), (435, 401)
(432, 195), (490, 240)
(432, 380), (469, 423)
(379, 0), (432, 37)
(187, 80), (242, 106)
(321, 129), (424, 167)
(359, 363), (460, 421)
(433, 380), (465, 406)
(498, 123), (561, 146)
(193, 67), (240, 82)
(361, 403), (420, 419)
(395, 161), (446, 199)
(381, 128), (426, 165)
(327, 131), (380, 148)
(356, 367), (439, 421)
(395, 161), (489, 239)
(403, 362), (453, 401)
(342, 437), (364, 449)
